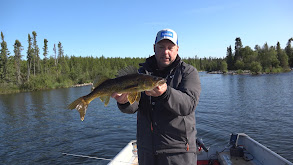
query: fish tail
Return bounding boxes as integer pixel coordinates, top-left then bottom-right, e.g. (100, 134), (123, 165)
(68, 97), (89, 121)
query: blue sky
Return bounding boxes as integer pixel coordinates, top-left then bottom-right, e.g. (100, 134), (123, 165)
(1, 0), (292, 59)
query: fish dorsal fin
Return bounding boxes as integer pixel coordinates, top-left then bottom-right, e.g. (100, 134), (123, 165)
(117, 66), (138, 77)
(93, 75), (110, 89)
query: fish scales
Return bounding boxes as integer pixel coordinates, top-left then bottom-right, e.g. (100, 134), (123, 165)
(68, 72), (166, 121)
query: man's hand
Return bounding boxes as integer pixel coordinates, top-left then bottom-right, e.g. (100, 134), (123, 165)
(145, 83), (167, 97)
(111, 93), (129, 104)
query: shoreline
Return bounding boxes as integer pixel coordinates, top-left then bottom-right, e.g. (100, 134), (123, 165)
(71, 83), (93, 87)
(208, 69), (293, 75)
(0, 82), (94, 95)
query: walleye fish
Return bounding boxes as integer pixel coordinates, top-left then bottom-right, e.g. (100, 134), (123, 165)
(68, 67), (166, 121)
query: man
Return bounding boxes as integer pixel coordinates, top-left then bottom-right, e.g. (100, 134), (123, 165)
(112, 29), (201, 165)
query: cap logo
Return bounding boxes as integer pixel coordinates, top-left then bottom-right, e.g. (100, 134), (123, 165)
(161, 31), (173, 38)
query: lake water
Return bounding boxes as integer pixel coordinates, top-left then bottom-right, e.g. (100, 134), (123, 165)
(1, 71), (292, 164)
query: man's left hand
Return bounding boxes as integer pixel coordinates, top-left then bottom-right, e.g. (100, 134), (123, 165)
(145, 83), (167, 97)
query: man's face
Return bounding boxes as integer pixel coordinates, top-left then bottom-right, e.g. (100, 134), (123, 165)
(154, 39), (179, 70)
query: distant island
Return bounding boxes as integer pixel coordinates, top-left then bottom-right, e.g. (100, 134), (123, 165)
(1, 31), (293, 94)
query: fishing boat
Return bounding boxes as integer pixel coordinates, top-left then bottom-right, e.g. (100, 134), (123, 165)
(108, 133), (293, 165)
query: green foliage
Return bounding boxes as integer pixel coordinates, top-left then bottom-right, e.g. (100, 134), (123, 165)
(0, 31), (9, 82)
(13, 40), (23, 84)
(235, 60), (245, 70)
(271, 67), (283, 73)
(226, 37), (292, 73)
(236, 69), (243, 74)
(226, 46), (234, 70)
(250, 61), (262, 74)
(0, 82), (20, 94)
(220, 61), (228, 73)
(1, 31), (292, 94)
(285, 38), (293, 67)
(277, 42), (289, 70)
(234, 37), (243, 63)
(184, 57), (223, 72)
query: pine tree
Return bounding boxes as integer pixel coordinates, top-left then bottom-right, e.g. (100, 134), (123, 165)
(258, 43), (270, 70)
(285, 38), (293, 67)
(0, 32), (9, 82)
(234, 37), (243, 62)
(43, 39), (48, 73)
(13, 40), (23, 84)
(58, 41), (64, 60)
(32, 31), (40, 75)
(27, 34), (33, 81)
(226, 45), (234, 70)
(53, 43), (57, 66)
(276, 42), (289, 70)
(57, 42), (69, 75)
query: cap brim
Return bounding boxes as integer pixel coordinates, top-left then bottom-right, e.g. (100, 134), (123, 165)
(156, 38), (177, 45)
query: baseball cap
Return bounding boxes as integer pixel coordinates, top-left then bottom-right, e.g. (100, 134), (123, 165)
(155, 29), (178, 45)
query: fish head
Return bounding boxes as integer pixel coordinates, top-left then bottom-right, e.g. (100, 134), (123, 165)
(136, 74), (167, 91)
(153, 76), (167, 86)
(144, 75), (166, 89)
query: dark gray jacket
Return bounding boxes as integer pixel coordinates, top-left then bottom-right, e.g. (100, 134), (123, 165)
(118, 55), (201, 154)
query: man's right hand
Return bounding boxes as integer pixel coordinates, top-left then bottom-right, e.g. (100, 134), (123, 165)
(111, 93), (129, 104)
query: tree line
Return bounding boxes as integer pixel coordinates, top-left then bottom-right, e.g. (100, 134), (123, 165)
(0, 31), (292, 94)
(225, 37), (293, 74)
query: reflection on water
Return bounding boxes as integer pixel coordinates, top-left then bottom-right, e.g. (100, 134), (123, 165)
(1, 71), (293, 164)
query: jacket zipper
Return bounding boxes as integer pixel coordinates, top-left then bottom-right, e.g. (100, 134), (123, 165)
(183, 116), (190, 151)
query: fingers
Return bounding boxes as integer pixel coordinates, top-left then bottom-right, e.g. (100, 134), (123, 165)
(145, 83), (167, 97)
(145, 90), (156, 96)
(111, 92), (121, 98)
(111, 93), (129, 104)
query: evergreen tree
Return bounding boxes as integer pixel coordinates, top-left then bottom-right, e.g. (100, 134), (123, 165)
(269, 46), (279, 69)
(254, 45), (261, 51)
(58, 42), (64, 61)
(0, 32), (9, 82)
(276, 42), (289, 70)
(53, 43), (57, 66)
(258, 44), (279, 72)
(285, 38), (293, 67)
(57, 42), (69, 75)
(13, 40), (23, 84)
(43, 39), (48, 73)
(32, 31), (40, 75)
(226, 45), (234, 70)
(234, 37), (243, 62)
(27, 34), (33, 81)
(258, 43), (270, 70)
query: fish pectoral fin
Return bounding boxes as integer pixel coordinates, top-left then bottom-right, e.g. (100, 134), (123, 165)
(136, 92), (141, 102)
(128, 92), (138, 104)
(100, 96), (111, 106)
